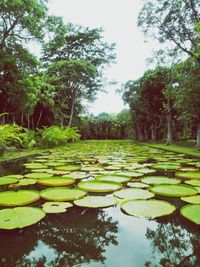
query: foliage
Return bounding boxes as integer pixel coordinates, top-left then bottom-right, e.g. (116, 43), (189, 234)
(38, 126), (80, 147)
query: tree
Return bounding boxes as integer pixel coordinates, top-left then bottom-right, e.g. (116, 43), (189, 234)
(138, 0), (200, 64)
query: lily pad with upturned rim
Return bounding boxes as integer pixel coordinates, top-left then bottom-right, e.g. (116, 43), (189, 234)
(55, 165), (82, 172)
(74, 196), (116, 208)
(78, 180), (122, 192)
(127, 182), (149, 188)
(151, 163), (181, 170)
(42, 202), (73, 213)
(62, 172), (89, 180)
(141, 176), (181, 185)
(150, 184), (197, 197)
(1, 175), (24, 180)
(0, 190), (40, 206)
(40, 187), (87, 201)
(121, 199), (176, 218)
(113, 188), (154, 200)
(175, 172), (200, 180)
(37, 177), (75, 187)
(95, 174), (131, 183)
(0, 207), (45, 229)
(185, 180), (200, 187)
(180, 204), (200, 224)
(181, 195), (200, 204)
(25, 173), (53, 179)
(115, 171), (144, 178)
(0, 177), (18, 186)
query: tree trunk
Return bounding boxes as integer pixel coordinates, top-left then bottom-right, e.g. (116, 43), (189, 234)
(36, 108), (43, 128)
(68, 98), (75, 127)
(27, 115), (30, 129)
(166, 100), (172, 145)
(21, 113), (24, 126)
(196, 122), (200, 149)
(151, 124), (156, 141)
(31, 116), (34, 130)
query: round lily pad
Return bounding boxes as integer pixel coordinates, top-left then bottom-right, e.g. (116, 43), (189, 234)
(0, 207), (45, 229)
(62, 171), (88, 180)
(152, 163), (181, 170)
(2, 175), (24, 179)
(180, 204), (200, 224)
(78, 180), (122, 192)
(25, 173), (53, 179)
(40, 187), (87, 201)
(177, 168), (199, 172)
(17, 179), (36, 186)
(136, 168), (156, 174)
(150, 184), (197, 197)
(185, 180), (200, 187)
(175, 172), (200, 180)
(115, 171), (143, 178)
(0, 177), (18, 186)
(113, 188), (154, 199)
(96, 174), (131, 183)
(42, 202), (73, 213)
(24, 163), (47, 169)
(181, 195), (200, 204)
(141, 176), (181, 185)
(127, 182), (149, 188)
(121, 199), (176, 218)
(44, 162), (65, 167)
(0, 190), (40, 206)
(74, 196), (116, 208)
(55, 165), (82, 172)
(37, 177), (75, 187)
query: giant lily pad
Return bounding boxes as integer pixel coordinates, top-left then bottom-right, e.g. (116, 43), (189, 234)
(2, 175), (24, 180)
(185, 180), (200, 187)
(121, 199), (176, 218)
(78, 180), (122, 192)
(181, 195), (200, 204)
(141, 176), (181, 185)
(42, 202), (73, 213)
(37, 177), (75, 187)
(115, 171), (143, 178)
(24, 163), (47, 169)
(127, 182), (149, 188)
(40, 187), (87, 201)
(74, 196), (116, 208)
(25, 173), (53, 179)
(0, 177), (18, 186)
(0, 190), (40, 206)
(152, 163), (181, 170)
(0, 207), (45, 229)
(150, 184), (197, 197)
(62, 172), (88, 180)
(55, 165), (82, 172)
(113, 188), (154, 199)
(96, 174), (131, 183)
(180, 204), (200, 224)
(17, 179), (36, 186)
(175, 172), (200, 180)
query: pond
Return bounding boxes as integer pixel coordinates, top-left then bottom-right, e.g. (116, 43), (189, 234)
(0, 140), (200, 267)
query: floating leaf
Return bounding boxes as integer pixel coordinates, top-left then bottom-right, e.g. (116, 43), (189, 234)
(115, 171), (143, 178)
(127, 182), (149, 188)
(0, 207), (45, 229)
(185, 180), (200, 186)
(24, 163), (47, 169)
(55, 165), (82, 171)
(17, 179), (36, 186)
(74, 196), (116, 208)
(25, 173), (53, 179)
(150, 184), (197, 197)
(181, 195), (200, 204)
(152, 163), (181, 170)
(62, 171), (88, 180)
(175, 172), (200, 180)
(141, 176), (181, 185)
(37, 177), (75, 187)
(177, 168), (199, 172)
(40, 187), (87, 201)
(121, 199), (176, 218)
(2, 175), (24, 180)
(114, 188), (154, 199)
(78, 180), (122, 192)
(180, 204), (200, 224)
(0, 190), (40, 206)
(96, 174), (131, 183)
(0, 177), (18, 186)
(42, 202), (73, 213)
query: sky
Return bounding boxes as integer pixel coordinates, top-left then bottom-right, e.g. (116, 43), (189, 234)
(47, 0), (157, 115)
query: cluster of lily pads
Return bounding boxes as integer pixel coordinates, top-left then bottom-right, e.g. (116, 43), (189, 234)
(0, 141), (200, 229)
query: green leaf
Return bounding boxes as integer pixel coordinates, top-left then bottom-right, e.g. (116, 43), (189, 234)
(42, 202), (73, 213)
(74, 196), (116, 208)
(181, 195), (200, 204)
(180, 204), (200, 224)
(141, 176), (181, 185)
(113, 188), (154, 200)
(0, 177), (18, 186)
(78, 180), (122, 192)
(175, 172), (200, 180)
(0, 207), (45, 229)
(25, 173), (53, 179)
(40, 187), (87, 201)
(121, 199), (176, 218)
(0, 190), (40, 206)
(37, 177), (75, 186)
(150, 185), (197, 197)
(95, 174), (131, 183)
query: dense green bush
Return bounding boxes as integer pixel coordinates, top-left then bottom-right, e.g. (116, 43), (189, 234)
(38, 126), (80, 148)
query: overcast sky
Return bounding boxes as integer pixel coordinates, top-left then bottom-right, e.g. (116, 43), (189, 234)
(47, 0), (157, 115)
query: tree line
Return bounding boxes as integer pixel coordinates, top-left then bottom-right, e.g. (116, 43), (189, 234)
(0, 0), (116, 129)
(122, 0), (200, 148)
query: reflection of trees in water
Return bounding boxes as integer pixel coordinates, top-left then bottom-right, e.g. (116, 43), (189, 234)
(145, 215), (200, 267)
(0, 207), (118, 267)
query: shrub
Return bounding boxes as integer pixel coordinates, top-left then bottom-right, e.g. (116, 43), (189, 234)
(38, 126), (80, 148)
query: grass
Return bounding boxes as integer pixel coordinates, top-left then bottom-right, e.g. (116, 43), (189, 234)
(142, 141), (200, 158)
